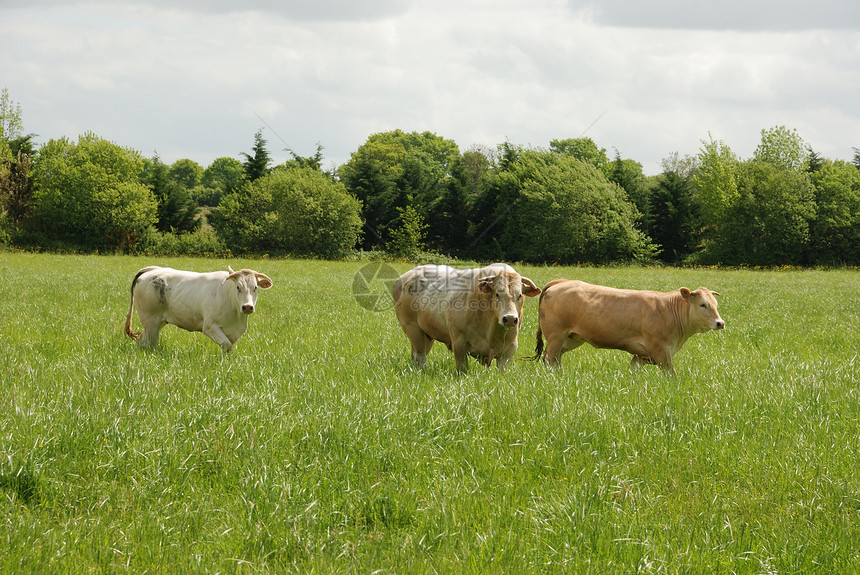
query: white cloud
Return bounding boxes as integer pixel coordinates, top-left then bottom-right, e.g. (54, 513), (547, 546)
(567, 0), (860, 31)
(1, 0), (859, 173)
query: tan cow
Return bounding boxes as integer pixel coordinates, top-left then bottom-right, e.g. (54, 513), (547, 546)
(392, 263), (541, 371)
(124, 265), (273, 353)
(533, 279), (724, 375)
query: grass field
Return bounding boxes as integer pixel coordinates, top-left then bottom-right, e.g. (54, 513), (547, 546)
(1, 252), (859, 573)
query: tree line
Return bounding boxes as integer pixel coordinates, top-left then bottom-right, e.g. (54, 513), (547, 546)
(2, 89), (859, 266)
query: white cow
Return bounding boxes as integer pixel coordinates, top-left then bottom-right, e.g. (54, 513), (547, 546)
(392, 263), (541, 371)
(124, 266), (273, 353)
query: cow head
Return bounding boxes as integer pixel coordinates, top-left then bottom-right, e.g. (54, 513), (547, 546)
(477, 272), (541, 328)
(223, 267), (274, 314)
(681, 287), (725, 332)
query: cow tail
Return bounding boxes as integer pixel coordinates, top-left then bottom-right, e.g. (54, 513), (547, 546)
(527, 323), (545, 361)
(526, 287), (549, 361)
(124, 268), (150, 340)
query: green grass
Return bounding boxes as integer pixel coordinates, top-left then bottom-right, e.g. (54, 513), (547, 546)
(1, 252), (859, 573)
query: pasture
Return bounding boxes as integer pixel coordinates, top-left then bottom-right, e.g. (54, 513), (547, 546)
(1, 252), (858, 573)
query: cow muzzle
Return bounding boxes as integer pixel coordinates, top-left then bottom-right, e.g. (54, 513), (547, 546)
(242, 304), (255, 314)
(501, 314), (518, 328)
(714, 319), (725, 329)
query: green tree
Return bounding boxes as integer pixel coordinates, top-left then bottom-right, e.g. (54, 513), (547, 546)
(284, 142), (326, 172)
(809, 160), (860, 264)
(30, 133), (157, 250)
(169, 158), (203, 189)
(339, 130), (459, 250)
(691, 136), (740, 259)
(755, 125), (807, 172)
(215, 167), (362, 258)
(242, 129), (271, 183)
(0, 135), (35, 228)
(0, 90), (31, 242)
(0, 88), (24, 162)
(726, 160), (816, 265)
(465, 142), (521, 260)
(661, 152), (699, 179)
(199, 157), (243, 206)
(607, 149), (650, 218)
(647, 170), (697, 264)
(388, 202), (428, 259)
(806, 146), (825, 174)
(142, 155), (199, 234)
(692, 130), (817, 265)
(550, 137), (609, 172)
(429, 154), (475, 256)
(472, 148), (655, 264)
(460, 147), (493, 197)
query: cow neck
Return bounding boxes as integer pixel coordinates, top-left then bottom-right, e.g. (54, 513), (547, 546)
(669, 292), (692, 344)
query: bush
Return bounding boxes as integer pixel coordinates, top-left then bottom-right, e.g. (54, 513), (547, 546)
(810, 160), (860, 265)
(214, 167), (363, 258)
(471, 149), (656, 264)
(29, 133), (157, 251)
(387, 204), (428, 259)
(190, 185), (222, 208)
(134, 226), (226, 257)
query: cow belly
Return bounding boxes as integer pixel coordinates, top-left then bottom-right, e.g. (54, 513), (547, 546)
(158, 298), (205, 331)
(163, 310), (204, 332)
(578, 330), (649, 357)
(416, 313), (453, 346)
(416, 311), (501, 358)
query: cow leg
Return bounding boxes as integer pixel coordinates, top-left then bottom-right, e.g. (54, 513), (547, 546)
(542, 334), (564, 367)
(544, 333), (582, 368)
(138, 317), (164, 349)
(495, 353), (508, 371)
(402, 324), (433, 368)
(631, 348), (677, 376)
(203, 323), (234, 354)
(496, 342), (516, 371)
(451, 337), (469, 372)
(645, 343), (677, 376)
(658, 353), (677, 377)
(629, 355), (650, 369)
(412, 340), (433, 368)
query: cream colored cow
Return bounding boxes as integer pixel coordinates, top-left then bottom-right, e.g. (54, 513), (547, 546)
(534, 279), (724, 375)
(392, 263), (541, 371)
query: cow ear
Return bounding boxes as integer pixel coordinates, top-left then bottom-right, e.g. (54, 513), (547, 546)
(680, 287), (692, 300)
(478, 277), (494, 294)
(521, 277), (541, 297)
(222, 270), (240, 285)
(256, 273), (273, 289)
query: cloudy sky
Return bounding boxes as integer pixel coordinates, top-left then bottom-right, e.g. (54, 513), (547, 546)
(2, 0), (859, 174)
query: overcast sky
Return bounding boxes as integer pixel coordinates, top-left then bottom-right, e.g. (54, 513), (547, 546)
(2, 0), (859, 174)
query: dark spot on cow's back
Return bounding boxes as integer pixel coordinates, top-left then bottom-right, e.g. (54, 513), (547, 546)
(152, 277), (168, 304)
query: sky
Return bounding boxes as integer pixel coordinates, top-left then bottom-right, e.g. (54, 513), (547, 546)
(1, 0), (859, 175)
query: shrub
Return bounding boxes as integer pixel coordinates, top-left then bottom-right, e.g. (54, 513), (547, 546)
(471, 149), (656, 264)
(214, 167), (363, 258)
(29, 133), (157, 251)
(134, 226), (226, 257)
